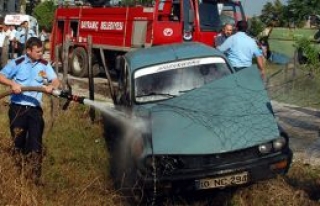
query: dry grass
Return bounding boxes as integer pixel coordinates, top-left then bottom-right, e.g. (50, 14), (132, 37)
(0, 92), (121, 205)
(0, 86), (320, 206)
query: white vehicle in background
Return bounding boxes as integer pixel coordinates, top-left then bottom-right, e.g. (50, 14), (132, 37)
(0, 14), (39, 66)
(4, 14), (39, 36)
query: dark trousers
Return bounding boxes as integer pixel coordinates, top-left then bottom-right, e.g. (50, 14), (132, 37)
(9, 41), (15, 59)
(16, 42), (25, 57)
(9, 104), (44, 154)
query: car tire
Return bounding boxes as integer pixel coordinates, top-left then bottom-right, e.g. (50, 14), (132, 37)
(110, 136), (156, 205)
(70, 47), (88, 77)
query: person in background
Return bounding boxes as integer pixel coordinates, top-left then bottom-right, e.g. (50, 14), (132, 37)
(8, 25), (17, 59)
(217, 21), (265, 79)
(0, 25), (5, 59)
(0, 37), (60, 186)
(39, 27), (49, 52)
(214, 23), (233, 47)
(15, 21), (37, 56)
(0, 24), (11, 67)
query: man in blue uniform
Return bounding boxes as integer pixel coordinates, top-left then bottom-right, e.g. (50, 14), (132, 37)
(0, 37), (60, 185)
(15, 21), (37, 56)
(217, 21), (265, 79)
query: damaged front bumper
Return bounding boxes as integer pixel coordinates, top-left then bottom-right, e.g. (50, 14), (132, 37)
(140, 148), (292, 192)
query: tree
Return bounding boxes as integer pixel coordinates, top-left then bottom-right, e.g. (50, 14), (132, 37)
(26, 0), (40, 14)
(260, 0), (287, 27)
(32, 0), (57, 31)
(287, 0), (320, 27)
(248, 16), (265, 37)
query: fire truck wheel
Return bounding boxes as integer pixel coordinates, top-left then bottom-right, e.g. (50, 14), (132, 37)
(70, 47), (88, 77)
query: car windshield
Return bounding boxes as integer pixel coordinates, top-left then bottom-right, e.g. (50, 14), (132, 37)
(134, 57), (231, 103)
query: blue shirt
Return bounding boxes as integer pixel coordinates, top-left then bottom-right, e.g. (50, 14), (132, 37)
(0, 55), (57, 107)
(214, 33), (227, 47)
(15, 28), (36, 44)
(217, 32), (263, 68)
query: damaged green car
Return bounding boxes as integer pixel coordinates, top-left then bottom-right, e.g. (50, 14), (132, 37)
(103, 42), (292, 205)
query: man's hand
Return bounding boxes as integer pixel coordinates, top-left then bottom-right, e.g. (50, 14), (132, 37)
(256, 56), (265, 80)
(43, 85), (55, 94)
(11, 82), (22, 94)
(260, 69), (265, 80)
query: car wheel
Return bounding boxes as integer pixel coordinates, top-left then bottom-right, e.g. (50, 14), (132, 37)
(111, 148), (142, 204)
(110, 137), (156, 205)
(70, 47), (88, 77)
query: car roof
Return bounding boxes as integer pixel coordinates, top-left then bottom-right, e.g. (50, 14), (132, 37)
(125, 42), (227, 72)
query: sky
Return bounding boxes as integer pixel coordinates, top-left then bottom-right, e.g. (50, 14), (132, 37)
(241, 0), (288, 17)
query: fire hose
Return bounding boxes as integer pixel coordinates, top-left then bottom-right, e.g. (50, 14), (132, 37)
(0, 86), (86, 105)
(0, 86), (94, 146)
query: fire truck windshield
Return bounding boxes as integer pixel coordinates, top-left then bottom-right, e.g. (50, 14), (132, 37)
(198, 0), (244, 32)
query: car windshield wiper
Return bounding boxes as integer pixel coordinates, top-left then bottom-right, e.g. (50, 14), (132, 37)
(136, 92), (176, 98)
(179, 88), (196, 94)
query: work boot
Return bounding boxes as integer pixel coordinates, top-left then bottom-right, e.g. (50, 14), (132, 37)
(26, 152), (43, 186)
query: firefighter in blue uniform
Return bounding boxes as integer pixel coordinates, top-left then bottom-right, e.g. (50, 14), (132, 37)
(0, 37), (60, 185)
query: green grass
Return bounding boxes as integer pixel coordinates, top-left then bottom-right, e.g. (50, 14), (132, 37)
(268, 27), (320, 58)
(266, 62), (320, 108)
(0, 91), (120, 205)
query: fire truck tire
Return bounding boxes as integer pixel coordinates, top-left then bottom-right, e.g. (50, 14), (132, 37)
(70, 47), (88, 77)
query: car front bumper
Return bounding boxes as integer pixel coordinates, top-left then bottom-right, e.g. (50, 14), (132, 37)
(141, 149), (292, 192)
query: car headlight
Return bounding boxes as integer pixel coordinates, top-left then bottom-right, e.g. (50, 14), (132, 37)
(259, 136), (287, 154)
(273, 136), (286, 151)
(258, 143), (273, 154)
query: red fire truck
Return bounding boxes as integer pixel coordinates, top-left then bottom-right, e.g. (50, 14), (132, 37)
(50, 0), (246, 78)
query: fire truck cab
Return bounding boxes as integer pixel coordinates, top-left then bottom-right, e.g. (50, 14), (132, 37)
(51, 0), (246, 78)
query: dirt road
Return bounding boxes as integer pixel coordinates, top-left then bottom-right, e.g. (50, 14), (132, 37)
(272, 101), (320, 165)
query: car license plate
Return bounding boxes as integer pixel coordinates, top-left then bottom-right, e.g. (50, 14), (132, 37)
(195, 172), (248, 190)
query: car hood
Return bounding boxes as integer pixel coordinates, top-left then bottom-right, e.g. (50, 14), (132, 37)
(150, 66), (279, 155)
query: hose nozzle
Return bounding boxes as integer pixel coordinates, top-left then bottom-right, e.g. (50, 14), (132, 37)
(52, 89), (86, 104)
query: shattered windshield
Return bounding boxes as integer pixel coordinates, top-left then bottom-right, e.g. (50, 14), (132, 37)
(134, 57), (231, 103)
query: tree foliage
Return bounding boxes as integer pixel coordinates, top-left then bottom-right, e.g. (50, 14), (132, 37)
(260, 0), (320, 28)
(248, 17), (265, 37)
(294, 38), (320, 76)
(32, 0), (57, 31)
(260, 0), (287, 27)
(287, 0), (320, 24)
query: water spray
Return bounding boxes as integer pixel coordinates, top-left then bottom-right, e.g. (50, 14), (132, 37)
(0, 86), (146, 131)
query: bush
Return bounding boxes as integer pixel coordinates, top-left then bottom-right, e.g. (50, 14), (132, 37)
(294, 37), (320, 77)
